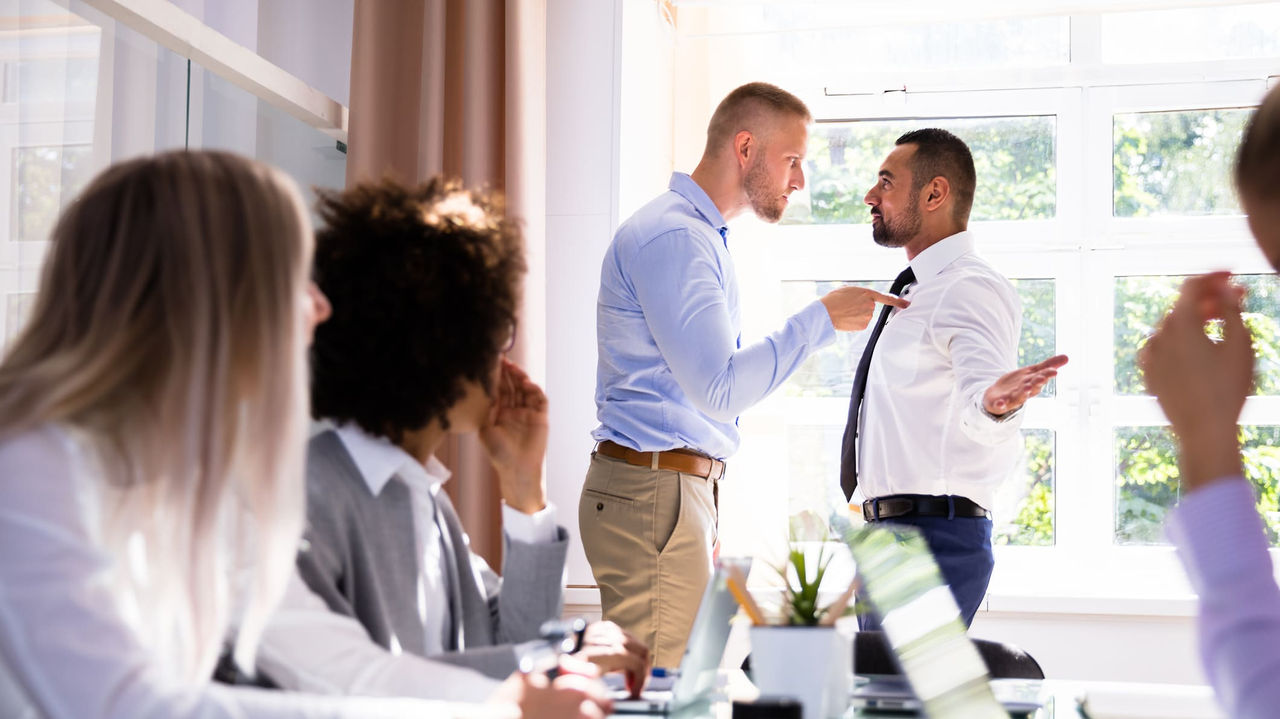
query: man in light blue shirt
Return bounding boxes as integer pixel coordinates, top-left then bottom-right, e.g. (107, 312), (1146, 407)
(578, 82), (906, 667)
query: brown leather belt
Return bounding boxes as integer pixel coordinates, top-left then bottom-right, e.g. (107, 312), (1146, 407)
(595, 440), (725, 481)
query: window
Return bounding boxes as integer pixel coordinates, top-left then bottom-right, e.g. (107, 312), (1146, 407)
(1, 0), (349, 342)
(794, 116), (1056, 225)
(657, 4), (1280, 598)
(12, 144), (93, 242)
(4, 292), (33, 350)
(1113, 274), (1280, 547)
(1101, 4), (1280, 64)
(1113, 109), (1249, 217)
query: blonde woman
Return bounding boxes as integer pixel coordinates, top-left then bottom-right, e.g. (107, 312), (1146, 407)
(0, 151), (607, 719)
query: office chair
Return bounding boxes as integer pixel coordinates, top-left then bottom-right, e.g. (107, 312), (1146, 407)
(852, 630), (1046, 680)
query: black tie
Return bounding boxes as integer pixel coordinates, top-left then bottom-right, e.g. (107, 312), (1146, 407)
(839, 266), (915, 501)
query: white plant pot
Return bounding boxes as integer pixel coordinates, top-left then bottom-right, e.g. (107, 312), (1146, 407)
(749, 625), (853, 719)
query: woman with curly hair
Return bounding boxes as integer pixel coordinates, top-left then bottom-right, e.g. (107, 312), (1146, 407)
(254, 177), (648, 701)
(0, 151), (605, 719)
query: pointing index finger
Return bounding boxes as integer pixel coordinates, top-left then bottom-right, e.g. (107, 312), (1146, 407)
(865, 290), (909, 308)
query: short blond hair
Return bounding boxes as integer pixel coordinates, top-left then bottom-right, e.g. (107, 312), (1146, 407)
(703, 81), (811, 158)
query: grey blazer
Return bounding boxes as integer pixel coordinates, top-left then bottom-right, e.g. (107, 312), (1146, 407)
(294, 429), (569, 679)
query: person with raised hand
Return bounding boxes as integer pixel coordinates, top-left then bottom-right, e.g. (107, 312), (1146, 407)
(1140, 83), (1280, 719)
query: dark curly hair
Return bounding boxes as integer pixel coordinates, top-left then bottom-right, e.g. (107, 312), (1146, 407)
(309, 177), (525, 444)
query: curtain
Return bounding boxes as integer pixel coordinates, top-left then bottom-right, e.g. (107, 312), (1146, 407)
(346, 0), (546, 566)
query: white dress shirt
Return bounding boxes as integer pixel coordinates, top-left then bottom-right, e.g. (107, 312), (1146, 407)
(853, 231), (1024, 510)
(0, 424), (491, 719)
(255, 424), (557, 701)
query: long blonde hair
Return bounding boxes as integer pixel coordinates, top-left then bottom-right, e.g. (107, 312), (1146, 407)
(0, 150), (311, 679)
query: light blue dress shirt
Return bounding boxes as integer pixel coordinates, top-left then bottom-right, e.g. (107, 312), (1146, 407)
(1167, 478), (1280, 719)
(592, 172), (835, 460)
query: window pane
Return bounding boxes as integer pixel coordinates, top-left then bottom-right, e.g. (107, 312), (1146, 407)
(4, 56), (100, 105)
(1102, 4), (1280, 64)
(198, 71), (347, 215)
(1116, 425), (1280, 546)
(1114, 274), (1280, 395)
(787, 424), (844, 518)
(5, 292), (34, 351)
(1113, 109), (1249, 218)
(782, 280), (890, 399)
(1010, 278), (1056, 398)
(791, 116), (1055, 225)
(995, 429), (1055, 547)
(12, 144), (94, 242)
(692, 15), (1069, 75)
(783, 278), (1055, 398)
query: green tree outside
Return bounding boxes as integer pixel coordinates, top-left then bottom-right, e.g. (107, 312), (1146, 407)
(786, 117), (1056, 226)
(1114, 275), (1280, 546)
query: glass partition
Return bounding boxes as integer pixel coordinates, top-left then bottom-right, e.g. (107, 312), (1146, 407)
(2, 0), (347, 348)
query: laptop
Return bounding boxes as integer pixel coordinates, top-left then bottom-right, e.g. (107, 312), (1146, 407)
(609, 556), (752, 715)
(842, 522), (1046, 718)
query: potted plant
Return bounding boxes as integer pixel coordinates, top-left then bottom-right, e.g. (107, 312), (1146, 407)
(747, 513), (857, 719)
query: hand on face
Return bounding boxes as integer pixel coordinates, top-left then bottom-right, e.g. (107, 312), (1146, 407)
(478, 358), (549, 514)
(982, 354), (1069, 416)
(1138, 272), (1251, 490)
(572, 621), (652, 699)
(491, 658), (611, 719)
(819, 285), (910, 332)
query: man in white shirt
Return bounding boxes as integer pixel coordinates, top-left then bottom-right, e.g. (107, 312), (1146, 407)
(840, 129), (1069, 628)
(255, 178), (648, 701)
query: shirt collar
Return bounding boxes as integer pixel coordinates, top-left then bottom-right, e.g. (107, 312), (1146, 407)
(668, 172), (728, 239)
(334, 423), (451, 497)
(908, 230), (975, 284)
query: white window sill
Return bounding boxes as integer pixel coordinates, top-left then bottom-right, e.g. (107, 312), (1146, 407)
(564, 585), (1200, 618)
(981, 592), (1198, 617)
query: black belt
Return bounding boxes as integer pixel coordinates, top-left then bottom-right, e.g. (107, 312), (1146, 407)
(862, 494), (990, 522)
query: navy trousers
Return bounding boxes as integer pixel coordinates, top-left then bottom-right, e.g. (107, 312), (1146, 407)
(857, 514), (994, 630)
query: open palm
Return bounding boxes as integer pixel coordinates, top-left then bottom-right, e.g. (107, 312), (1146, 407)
(983, 354), (1069, 416)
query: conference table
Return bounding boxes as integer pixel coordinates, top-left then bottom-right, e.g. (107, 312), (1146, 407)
(621, 674), (1225, 719)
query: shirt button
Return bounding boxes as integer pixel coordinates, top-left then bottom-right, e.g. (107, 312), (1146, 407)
(596, 502), (604, 511)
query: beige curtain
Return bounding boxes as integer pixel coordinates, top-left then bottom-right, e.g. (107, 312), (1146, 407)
(346, 0), (546, 567)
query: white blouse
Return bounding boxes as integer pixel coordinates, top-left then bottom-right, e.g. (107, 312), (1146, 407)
(0, 424), (497, 719)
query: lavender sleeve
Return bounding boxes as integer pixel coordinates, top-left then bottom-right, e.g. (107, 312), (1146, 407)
(1166, 478), (1280, 719)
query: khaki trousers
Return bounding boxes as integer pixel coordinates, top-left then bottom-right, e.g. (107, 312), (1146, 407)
(578, 452), (718, 669)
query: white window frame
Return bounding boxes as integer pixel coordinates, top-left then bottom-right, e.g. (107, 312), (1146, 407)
(681, 10), (1280, 604)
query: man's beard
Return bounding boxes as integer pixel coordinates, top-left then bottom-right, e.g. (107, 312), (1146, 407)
(745, 157), (786, 223)
(871, 189), (922, 247)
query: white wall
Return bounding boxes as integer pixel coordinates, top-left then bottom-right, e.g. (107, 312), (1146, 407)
(972, 606), (1204, 685)
(545, 0), (623, 588)
(616, 1), (676, 221)
(546, 0), (684, 590)
(257, 0), (353, 107)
